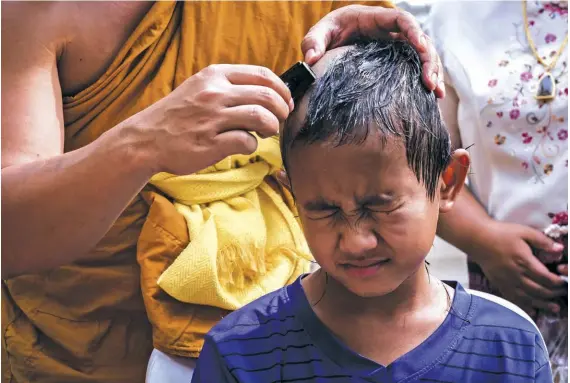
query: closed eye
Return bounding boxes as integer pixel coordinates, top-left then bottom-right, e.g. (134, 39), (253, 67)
(363, 202), (404, 215)
(306, 208), (341, 221)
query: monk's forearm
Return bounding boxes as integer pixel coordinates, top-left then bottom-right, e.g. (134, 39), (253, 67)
(436, 187), (495, 262)
(1, 125), (155, 278)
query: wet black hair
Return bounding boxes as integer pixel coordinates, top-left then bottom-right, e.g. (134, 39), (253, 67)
(281, 40), (451, 200)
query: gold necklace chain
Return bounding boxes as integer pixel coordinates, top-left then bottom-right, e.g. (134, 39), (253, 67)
(522, 0), (568, 72)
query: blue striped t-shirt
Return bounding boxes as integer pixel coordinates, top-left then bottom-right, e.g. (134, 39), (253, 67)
(192, 277), (552, 383)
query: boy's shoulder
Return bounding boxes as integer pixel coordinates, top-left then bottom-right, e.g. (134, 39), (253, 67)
(462, 287), (549, 369)
(466, 288), (542, 335)
(207, 284), (297, 344)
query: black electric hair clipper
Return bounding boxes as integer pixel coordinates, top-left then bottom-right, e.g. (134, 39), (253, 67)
(280, 62), (316, 102)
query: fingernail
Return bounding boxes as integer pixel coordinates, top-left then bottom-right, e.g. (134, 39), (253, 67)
(430, 72), (438, 88)
(438, 79), (446, 97)
(557, 264), (567, 273)
(289, 99), (295, 112)
(420, 34), (427, 49)
(552, 243), (564, 251)
(306, 49), (317, 63)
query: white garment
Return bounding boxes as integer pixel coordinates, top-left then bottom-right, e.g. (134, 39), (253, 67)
(146, 349), (196, 383)
(425, 0), (568, 230)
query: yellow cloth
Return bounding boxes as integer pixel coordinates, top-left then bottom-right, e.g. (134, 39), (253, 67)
(150, 136), (312, 310)
(2, 1), (394, 381)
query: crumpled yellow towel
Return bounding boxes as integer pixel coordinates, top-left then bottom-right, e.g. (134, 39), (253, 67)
(149, 135), (312, 310)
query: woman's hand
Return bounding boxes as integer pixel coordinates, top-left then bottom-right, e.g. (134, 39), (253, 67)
(474, 221), (566, 315)
(301, 4), (444, 98)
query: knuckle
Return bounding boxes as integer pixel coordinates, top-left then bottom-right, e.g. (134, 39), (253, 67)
(248, 105), (266, 123)
(256, 66), (271, 80)
(398, 9), (413, 19)
(258, 87), (274, 102)
(235, 134), (257, 154)
(198, 85), (223, 102)
(248, 105), (261, 120)
(201, 64), (221, 77)
(345, 4), (365, 13)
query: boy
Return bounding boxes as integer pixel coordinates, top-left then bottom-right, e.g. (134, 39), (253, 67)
(191, 41), (552, 383)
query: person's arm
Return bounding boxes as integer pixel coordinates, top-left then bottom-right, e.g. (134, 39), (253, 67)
(2, 4), (293, 278)
(1, 4), (156, 278)
(191, 335), (236, 383)
(435, 77), (495, 254)
(436, 80), (566, 314)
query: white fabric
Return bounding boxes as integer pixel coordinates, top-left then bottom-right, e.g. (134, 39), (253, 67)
(146, 349), (196, 383)
(425, 0), (568, 230)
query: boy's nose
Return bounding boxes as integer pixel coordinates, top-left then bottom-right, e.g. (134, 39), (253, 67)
(339, 226), (378, 256)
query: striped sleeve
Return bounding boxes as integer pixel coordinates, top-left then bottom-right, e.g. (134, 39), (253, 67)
(192, 335), (236, 383)
(535, 361), (553, 382)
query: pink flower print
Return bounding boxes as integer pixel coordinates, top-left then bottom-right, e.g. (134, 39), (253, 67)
(510, 109), (520, 120)
(522, 161), (529, 169)
(565, 88), (568, 96)
(488, 79), (498, 87)
(558, 129), (568, 140)
(520, 72), (533, 82)
(498, 60), (509, 67)
(545, 33), (557, 43)
(544, 3), (568, 16)
(522, 132), (533, 144)
(533, 155), (541, 165)
(496, 111), (504, 118)
(486, 121), (492, 128)
(529, 20), (535, 26)
(550, 50), (557, 57)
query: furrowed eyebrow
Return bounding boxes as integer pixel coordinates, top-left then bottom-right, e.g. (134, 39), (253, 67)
(303, 198), (339, 212)
(303, 194), (396, 212)
(356, 194), (395, 206)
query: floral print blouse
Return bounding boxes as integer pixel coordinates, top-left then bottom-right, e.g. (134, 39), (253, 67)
(425, 0), (568, 233)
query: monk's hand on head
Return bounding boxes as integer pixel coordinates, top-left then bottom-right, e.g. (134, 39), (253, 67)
(130, 64), (293, 175)
(301, 5), (445, 98)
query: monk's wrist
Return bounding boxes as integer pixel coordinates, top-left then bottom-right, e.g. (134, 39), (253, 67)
(98, 121), (159, 181)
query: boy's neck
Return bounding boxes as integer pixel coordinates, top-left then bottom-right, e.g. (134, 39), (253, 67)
(301, 267), (453, 366)
(303, 265), (442, 320)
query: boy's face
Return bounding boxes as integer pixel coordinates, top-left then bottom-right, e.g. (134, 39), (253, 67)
(287, 134), (441, 298)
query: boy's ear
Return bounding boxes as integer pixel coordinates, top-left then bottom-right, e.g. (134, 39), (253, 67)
(276, 169), (292, 192)
(439, 149), (470, 213)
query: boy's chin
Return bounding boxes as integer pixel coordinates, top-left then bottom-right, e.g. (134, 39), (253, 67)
(340, 277), (403, 298)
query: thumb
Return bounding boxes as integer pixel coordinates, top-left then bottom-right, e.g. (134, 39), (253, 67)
(301, 20), (335, 65)
(521, 226), (564, 252)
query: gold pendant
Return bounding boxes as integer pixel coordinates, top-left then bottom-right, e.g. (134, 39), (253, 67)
(535, 72), (556, 102)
